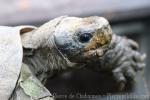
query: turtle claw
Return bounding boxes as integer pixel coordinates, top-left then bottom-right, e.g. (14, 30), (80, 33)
(128, 39), (139, 50)
(109, 35), (146, 91)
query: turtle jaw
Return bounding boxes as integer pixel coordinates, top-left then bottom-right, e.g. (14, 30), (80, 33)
(82, 45), (108, 58)
(68, 44), (110, 64)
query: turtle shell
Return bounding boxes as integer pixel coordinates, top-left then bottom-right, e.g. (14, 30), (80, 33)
(0, 25), (36, 99)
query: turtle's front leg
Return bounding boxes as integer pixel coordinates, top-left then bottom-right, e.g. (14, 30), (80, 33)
(10, 63), (54, 100)
(95, 34), (146, 91)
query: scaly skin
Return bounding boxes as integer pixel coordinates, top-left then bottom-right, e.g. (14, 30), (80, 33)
(10, 16), (145, 99)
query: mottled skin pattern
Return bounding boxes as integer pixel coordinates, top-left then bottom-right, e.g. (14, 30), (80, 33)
(10, 16), (145, 100)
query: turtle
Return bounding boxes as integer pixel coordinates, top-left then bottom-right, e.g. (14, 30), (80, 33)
(0, 16), (146, 100)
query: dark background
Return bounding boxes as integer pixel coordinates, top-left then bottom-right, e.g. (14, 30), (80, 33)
(0, 0), (150, 99)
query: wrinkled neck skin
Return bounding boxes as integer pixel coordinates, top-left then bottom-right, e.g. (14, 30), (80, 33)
(23, 43), (76, 83)
(22, 17), (80, 83)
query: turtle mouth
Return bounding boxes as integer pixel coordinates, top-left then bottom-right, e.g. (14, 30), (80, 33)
(82, 47), (104, 58)
(82, 44), (109, 58)
(69, 44), (109, 64)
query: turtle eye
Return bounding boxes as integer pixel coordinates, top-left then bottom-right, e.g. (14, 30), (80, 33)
(79, 33), (92, 43)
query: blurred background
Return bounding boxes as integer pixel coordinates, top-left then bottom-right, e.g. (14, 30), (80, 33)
(0, 0), (150, 99)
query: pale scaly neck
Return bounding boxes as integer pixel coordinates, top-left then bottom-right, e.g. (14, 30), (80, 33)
(23, 38), (76, 83)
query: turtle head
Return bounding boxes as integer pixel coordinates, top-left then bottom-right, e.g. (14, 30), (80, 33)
(54, 16), (112, 63)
